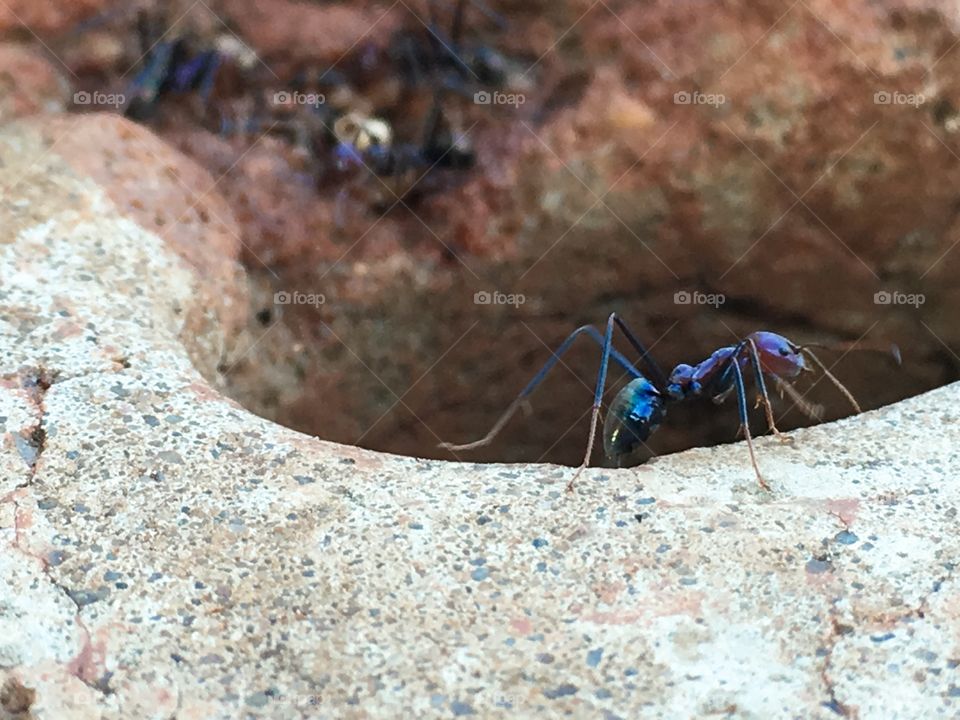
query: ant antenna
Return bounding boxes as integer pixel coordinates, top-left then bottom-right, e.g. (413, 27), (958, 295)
(800, 348), (862, 414)
(798, 341), (902, 366)
(795, 339), (902, 415)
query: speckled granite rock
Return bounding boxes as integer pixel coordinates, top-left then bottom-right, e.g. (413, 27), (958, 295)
(1, 120), (959, 720)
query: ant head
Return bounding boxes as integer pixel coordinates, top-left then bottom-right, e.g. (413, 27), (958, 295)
(751, 331), (807, 378)
(665, 363), (700, 401)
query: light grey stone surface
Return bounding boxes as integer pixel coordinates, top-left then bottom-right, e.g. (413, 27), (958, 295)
(1, 122), (959, 720)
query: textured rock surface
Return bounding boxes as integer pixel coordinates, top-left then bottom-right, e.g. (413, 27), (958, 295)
(1, 120), (960, 719)
(0, 43), (70, 121)
(0, 0), (110, 36)
(33, 113), (250, 343)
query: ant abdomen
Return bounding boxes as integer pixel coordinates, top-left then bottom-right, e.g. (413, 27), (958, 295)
(603, 377), (666, 461)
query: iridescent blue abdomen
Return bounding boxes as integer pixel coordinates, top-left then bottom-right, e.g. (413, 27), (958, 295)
(603, 378), (667, 460)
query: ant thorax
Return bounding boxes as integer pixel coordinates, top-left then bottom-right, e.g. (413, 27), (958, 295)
(665, 345), (739, 401)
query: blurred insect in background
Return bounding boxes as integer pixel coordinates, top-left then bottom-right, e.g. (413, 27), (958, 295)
(331, 94), (474, 174)
(440, 314), (901, 492)
(211, 0), (502, 226)
(329, 0), (504, 186)
(326, 94), (475, 226)
(114, 0), (509, 230)
(124, 10), (258, 120)
(391, 0), (513, 96)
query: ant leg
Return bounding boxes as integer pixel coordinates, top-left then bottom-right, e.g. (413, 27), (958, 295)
(802, 349), (862, 414)
(730, 356), (770, 491)
(399, 35), (424, 86)
(467, 0), (507, 29)
(608, 313), (669, 389)
(438, 324), (642, 453)
(745, 338), (792, 444)
(421, 88), (444, 151)
(567, 313), (619, 492)
(197, 53), (222, 108)
(451, 0), (466, 52)
(578, 326), (640, 376)
(136, 9), (151, 57)
(773, 377), (824, 421)
(427, 0), (472, 80)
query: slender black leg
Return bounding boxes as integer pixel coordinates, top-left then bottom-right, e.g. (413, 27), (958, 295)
(467, 0), (507, 28)
(197, 54), (222, 105)
(451, 0), (466, 52)
(438, 324), (643, 453)
(427, 0), (472, 79)
(421, 89), (444, 150)
(609, 314), (669, 389)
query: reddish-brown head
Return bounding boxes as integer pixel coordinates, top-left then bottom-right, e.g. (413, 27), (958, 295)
(749, 331), (807, 379)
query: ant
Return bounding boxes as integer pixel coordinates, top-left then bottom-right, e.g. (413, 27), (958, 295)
(124, 10), (256, 120)
(440, 313), (900, 492)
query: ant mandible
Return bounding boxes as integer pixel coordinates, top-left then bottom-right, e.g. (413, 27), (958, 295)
(439, 313), (899, 492)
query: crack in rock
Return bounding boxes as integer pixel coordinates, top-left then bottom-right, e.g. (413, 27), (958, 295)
(819, 613), (857, 719)
(3, 367), (113, 698)
(817, 567), (957, 719)
(5, 489), (111, 698)
(11, 366), (55, 480)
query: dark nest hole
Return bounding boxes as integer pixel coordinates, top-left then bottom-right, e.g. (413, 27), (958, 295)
(56, 0), (956, 468)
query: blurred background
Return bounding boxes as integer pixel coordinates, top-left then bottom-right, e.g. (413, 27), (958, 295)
(7, 0), (957, 466)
